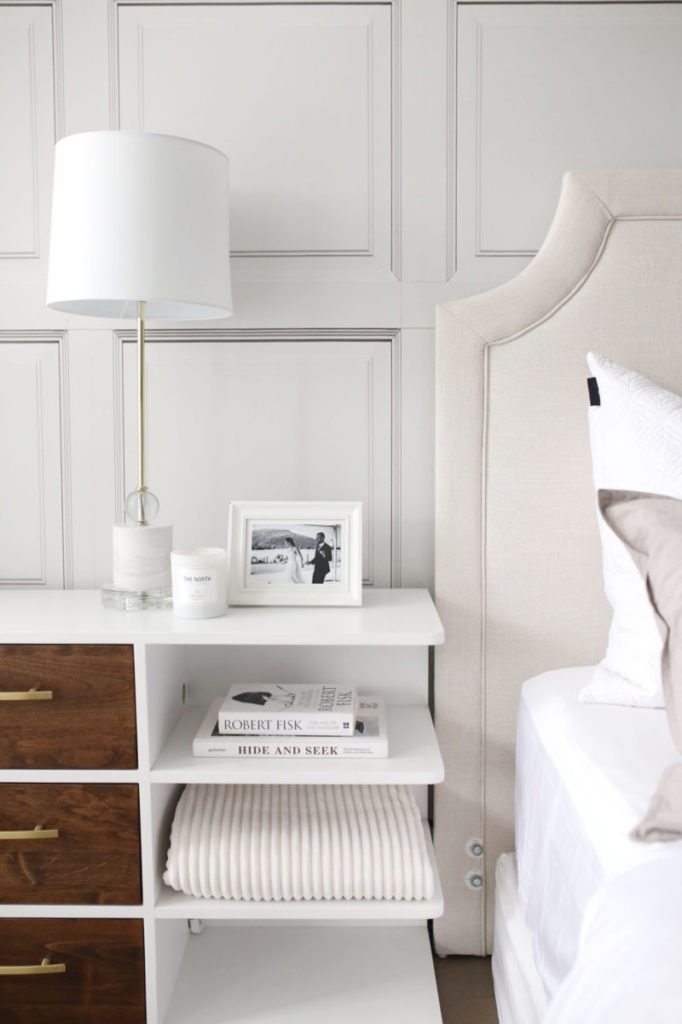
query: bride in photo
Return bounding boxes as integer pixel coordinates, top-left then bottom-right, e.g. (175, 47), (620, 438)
(284, 536), (304, 583)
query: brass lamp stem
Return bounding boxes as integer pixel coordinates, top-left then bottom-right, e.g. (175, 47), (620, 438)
(136, 299), (147, 515)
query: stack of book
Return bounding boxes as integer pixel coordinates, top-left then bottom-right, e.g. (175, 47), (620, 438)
(193, 683), (388, 759)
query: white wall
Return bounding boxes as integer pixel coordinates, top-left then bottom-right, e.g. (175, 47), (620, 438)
(1, 0), (681, 589)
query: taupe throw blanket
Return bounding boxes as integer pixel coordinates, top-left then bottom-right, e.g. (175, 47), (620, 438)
(631, 764), (682, 842)
(600, 490), (682, 841)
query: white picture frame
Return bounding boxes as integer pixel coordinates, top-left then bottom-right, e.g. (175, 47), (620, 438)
(227, 501), (363, 607)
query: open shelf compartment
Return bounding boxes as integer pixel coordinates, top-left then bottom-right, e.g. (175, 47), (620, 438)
(152, 705), (444, 786)
(160, 922), (443, 1024)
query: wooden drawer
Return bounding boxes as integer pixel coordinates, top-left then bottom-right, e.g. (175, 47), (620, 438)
(0, 917), (145, 1023)
(0, 784), (141, 905)
(0, 645), (137, 769)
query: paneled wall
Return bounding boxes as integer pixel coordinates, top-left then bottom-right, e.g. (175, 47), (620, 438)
(1, 0), (681, 588)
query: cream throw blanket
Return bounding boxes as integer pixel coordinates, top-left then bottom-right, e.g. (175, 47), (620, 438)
(164, 783), (434, 901)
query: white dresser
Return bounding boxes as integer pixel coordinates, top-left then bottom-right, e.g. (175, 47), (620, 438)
(0, 588), (444, 1023)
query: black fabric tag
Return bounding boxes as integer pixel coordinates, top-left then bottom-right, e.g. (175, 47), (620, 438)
(587, 376), (601, 407)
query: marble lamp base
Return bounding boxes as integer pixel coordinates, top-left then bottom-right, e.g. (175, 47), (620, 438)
(101, 523), (173, 611)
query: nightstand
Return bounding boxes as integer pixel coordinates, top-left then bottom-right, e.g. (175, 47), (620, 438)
(0, 588), (444, 1023)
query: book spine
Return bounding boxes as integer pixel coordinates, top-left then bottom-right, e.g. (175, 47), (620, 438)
(216, 712), (355, 736)
(193, 739), (388, 759)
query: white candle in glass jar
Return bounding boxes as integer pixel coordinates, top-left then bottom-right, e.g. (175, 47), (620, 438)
(171, 548), (227, 619)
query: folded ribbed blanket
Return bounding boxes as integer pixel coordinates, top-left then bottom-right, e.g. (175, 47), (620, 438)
(163, 784), (434, 901)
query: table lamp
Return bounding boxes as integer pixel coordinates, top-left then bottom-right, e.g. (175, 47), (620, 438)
(46, 131), (232, 609)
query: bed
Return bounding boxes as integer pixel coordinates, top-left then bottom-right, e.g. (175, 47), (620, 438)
(433, 168), (682, 965)
(494, 665), (680, 1022)
(514, 668), (676, 993)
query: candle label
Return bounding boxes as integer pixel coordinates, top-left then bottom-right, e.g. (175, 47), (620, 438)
(176, 570), (219, 605)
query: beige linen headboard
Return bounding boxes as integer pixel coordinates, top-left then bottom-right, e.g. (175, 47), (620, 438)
(434, 169), (682, 955)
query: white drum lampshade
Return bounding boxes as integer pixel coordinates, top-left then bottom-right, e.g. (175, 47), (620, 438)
(46, 130), (232, 318)
(46, 131), (233, 609)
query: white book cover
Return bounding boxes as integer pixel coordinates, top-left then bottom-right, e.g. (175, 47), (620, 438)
(217, 683), (357, 736)
(194, 697), (388, 758)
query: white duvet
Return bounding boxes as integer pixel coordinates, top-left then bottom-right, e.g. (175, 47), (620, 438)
(516, 667), (678, 995)
(546, 851), (682, 1024)
(514, 667), (682, 1022)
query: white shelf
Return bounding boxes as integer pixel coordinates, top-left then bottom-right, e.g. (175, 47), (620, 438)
(152, 705), (444, 785)
(156, 821), (442, 922)
(163, 923), (442, 1024)
(0, 588), (444, 646)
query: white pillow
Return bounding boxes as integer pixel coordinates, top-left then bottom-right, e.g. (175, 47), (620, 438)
(583, 352), (682, 708)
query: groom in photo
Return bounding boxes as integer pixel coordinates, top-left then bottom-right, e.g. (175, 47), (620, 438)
(311, 532), (333, 584)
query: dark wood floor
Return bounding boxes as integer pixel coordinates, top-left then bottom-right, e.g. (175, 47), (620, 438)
(434, 956), (499, 1024)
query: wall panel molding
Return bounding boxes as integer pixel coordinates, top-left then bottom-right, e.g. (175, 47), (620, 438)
(51, 0), (65, 139)
(472, 16), (534, 259)
(112, 0), (396, 273)
(456, 3), (682, 269)
(111, 325), (126, 525)
(0, 332), (68, 588)
(112, 329), (401, 587)
(391, 0), (402, 280)
(446, 0), (457, 280)
(107, 0), (120, 128)
(390, 328), (402, 585)
(57, 332), (74, 587)
(26, 21), (39, 258)
(0, 12), (39, 258)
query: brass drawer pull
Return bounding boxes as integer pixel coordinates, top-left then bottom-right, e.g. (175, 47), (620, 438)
(0, 825), (59, 841)
(0, 957), (66, 976)
(0, 687), (53, 702)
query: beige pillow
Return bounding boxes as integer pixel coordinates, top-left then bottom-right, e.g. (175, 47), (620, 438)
(632, 764), (682, 842)
(599, 489), (682, 840)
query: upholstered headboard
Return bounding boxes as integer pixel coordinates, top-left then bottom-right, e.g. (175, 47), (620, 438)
(433, 169), (682, 955)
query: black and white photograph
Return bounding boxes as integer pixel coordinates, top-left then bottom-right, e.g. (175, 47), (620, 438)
(227, 501), (362, 606)
(247, 521), (343, 587)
